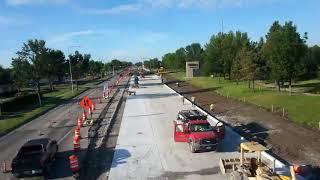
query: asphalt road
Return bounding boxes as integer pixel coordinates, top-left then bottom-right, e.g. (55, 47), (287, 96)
(0, 75), (120, 180)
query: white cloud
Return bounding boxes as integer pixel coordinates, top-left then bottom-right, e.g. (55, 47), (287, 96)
(48, 30), (96, 44)
(78, 0), (277, 15)
(80, 4), (142, 15)
(6, 0), (70, 6)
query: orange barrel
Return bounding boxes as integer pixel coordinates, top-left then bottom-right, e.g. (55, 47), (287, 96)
(74, 127), (81, 138)
(82, 112), (86, 121)
(69, 155), (80, 173)
(73, 136), (81, 151)
(88, 107), (92, 116)
(77, 117), (82, 127)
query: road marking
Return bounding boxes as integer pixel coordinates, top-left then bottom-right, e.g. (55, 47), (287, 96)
(58, 127), (74, 144)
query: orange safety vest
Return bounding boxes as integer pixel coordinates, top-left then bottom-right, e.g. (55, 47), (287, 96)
(69, 155), (80, 172)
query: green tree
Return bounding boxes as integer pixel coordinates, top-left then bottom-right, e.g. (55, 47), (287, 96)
(263, 21), (308, 93)
(239, 48), (259, 90)
(301, 45), (320, 78)
(68, 51), (91, 90)
(88, 60), (104, 79)
(43, 49), (66, 90)
(162, 53), (176, 69)
(12, 39), (49, 105)
(175, 48), (187, 69)
(0, 66), (12, 85)
(203, 33), (225, 79)
(185, 43), (203, 63)
(135, 62), (143, 66)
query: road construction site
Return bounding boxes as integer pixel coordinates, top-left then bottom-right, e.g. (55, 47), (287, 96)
(108, 75), (299, 180)
(0, 71), (310, 180)
(0, 72), (130, 180)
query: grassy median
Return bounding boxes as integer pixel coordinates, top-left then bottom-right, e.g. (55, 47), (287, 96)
(0, 78), (106, 135)
(166, 72), (320, 128)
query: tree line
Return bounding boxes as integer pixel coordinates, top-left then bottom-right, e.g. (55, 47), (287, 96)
(162, 21), (320, 92)
(0, 39), (132, 105)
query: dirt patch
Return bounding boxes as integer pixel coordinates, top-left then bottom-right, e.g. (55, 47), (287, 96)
(164, 77), (320, 165)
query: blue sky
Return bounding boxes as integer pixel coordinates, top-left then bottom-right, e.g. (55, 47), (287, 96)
(0, 0), (319, 67)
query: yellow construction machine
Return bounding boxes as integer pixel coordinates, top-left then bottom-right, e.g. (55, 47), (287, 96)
(219, 142), (296, 180)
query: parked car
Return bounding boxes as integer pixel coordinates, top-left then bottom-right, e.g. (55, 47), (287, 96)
(174, 109), (225, 152)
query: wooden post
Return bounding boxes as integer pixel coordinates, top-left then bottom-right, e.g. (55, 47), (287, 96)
(210, 104), (214, 111)
(191, 97), (195, 107)
(282, 108), (285, 117)
(272, 104), (274, 112)
(240, 144), (244, 166)
(181, 96), (185, 105)
(272, 159), (276, 174)
(318, 121), (320, 130)
(290, 166), (297, 180)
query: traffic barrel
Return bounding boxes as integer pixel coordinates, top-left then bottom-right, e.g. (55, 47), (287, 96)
(91, 103), (95, 111)
(77, 117), (82, 128)
(74, 127), (81, 139)
(73, 136), (81, 151)
(69, 155), (80, 173)
(82, 111), (86, 121)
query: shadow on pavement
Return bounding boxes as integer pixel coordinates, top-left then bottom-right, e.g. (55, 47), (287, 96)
(110, 148), (131, 168)
(234, 122), (269, 146)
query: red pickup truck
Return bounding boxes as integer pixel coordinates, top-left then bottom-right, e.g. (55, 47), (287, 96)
(174, 111), (225, 152)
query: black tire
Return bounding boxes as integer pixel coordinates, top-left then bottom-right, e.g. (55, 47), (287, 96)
(14, 172), (22, 178)
(189, 141), (196, 153)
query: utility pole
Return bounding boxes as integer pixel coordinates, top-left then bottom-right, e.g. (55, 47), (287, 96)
(67, 45), (80, 94)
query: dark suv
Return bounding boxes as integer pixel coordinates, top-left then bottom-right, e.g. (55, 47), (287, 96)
(11, 138), (58, 177)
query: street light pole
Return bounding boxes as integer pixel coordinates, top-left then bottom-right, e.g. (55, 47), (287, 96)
(67, 45), (80, 94)
(68, 59), (74, 94)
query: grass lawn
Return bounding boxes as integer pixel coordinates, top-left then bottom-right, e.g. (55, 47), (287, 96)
(0, 78), (105, 135)
(167, 72), (320, 128)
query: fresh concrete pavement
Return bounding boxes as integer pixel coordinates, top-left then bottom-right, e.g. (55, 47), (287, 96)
(108, 75), (245, 180)
(0, 76), (119, 180)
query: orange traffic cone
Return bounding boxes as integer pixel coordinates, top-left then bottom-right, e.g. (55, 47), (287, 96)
(73, 136), (81, 151)
(77, 117), (82, 127)
(82, 111), (86, 121)
(69, 155), (80, 173)
(74, 127), (81, 139)
(91, 104), (95, 111)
